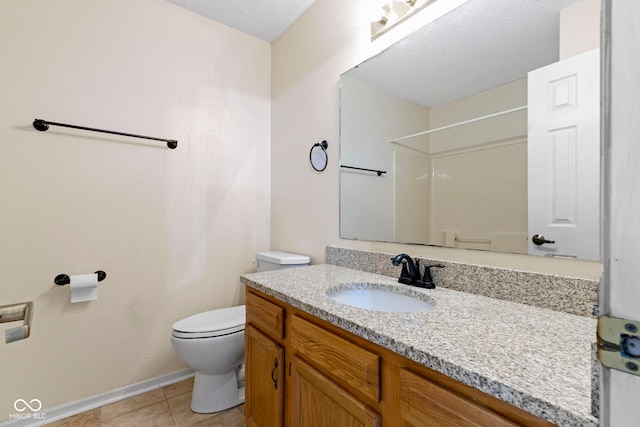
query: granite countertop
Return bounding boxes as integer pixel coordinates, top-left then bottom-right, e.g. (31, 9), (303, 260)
(241, 264), (598, 427)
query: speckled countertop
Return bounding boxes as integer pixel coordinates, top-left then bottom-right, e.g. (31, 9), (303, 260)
(241, 264), (598, 427)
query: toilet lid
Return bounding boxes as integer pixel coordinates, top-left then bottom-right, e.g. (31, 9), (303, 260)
(172, 305), (245, 339)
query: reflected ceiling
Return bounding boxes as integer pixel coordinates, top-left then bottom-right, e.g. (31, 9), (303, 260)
(348, 0), (581, 107)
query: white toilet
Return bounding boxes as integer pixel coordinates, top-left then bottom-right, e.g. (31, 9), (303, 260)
(170, 251), (309, 414)
(255, 251), (310, 272)
(171, 305), (246, 413)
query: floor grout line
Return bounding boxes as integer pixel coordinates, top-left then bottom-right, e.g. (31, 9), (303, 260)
(165, 391), (178, 427)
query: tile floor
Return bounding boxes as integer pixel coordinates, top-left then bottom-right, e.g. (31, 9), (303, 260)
(47, 378), (245, 427)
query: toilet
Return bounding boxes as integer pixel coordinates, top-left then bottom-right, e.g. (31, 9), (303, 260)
(170, 305), (246, 413)
(170, 251), (309, 413)
(255, 251), (310, 272)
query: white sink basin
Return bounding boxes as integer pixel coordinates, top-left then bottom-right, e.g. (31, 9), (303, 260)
(327, 287), (433, 312)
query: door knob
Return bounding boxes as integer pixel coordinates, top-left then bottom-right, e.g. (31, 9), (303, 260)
(532, 234), (555, 246)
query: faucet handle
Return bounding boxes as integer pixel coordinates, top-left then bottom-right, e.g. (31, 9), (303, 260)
(422, 264), (445, 284)
(425, 263), (445, 269)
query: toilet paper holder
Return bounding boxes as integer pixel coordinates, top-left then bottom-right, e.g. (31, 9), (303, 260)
(55, 270), (107, 286)
(0, 302), (33, 343)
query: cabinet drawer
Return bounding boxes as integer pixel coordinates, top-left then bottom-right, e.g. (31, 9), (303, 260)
(400, 368), (519, 427)
(290, 315), (380, 402)
(246, 292), (284, 340)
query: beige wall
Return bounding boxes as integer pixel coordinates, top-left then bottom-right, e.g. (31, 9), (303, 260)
(0, 0), (270, 417)
(271, 0), (601, 279)
(340, 75), (430, 243)
(560, 0), (601, 60)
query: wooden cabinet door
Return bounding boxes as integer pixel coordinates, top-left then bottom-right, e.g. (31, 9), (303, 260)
(245, 324), (285, 427)
(399, 369), (518, 427)
(289, 356), (381, 427)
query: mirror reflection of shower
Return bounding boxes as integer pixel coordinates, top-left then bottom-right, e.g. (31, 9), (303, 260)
(341, 0), (601, 260)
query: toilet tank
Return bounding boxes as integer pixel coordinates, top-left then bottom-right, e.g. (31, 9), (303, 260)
(256, 251), (310, 272)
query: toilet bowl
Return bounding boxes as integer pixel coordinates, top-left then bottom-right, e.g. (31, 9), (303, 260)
(170, 305), (245, 413)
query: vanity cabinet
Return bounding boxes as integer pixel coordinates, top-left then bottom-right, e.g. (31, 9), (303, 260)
(399, 368), (518, 426)
(290, 356), (381, 427)
(245, 292), (286, 427)
(245, 325), (285, 427)
(245, 288), (553, 427)
(289, 315), (381, 403)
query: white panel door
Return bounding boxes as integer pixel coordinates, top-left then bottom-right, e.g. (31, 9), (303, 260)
(527, 48), (600, 260)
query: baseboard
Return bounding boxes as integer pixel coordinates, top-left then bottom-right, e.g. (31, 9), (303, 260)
(0, 369), (194, 426)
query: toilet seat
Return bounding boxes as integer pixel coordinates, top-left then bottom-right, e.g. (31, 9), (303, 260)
(172, 305), (245, 339)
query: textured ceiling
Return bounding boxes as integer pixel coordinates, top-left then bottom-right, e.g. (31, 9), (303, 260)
(167, 0), (584, 107)
(346, 0), (583, 108)
(165, 0), (316, 43)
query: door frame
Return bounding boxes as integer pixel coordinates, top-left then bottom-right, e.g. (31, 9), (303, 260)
(600, 0), (640, 426)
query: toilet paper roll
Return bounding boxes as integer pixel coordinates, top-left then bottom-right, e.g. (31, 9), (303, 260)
(70, 273), (98, 303)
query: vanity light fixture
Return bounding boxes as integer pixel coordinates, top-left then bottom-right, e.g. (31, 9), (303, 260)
(371, 0), (439, 39)
(370, 0), (390, 34)
(371, 14), (389, 35)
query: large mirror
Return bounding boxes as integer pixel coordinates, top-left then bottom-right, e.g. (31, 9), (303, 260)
(340, 0), (601, 260)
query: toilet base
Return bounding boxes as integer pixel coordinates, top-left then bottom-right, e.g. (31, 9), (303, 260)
(190, 371), (244, 413)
